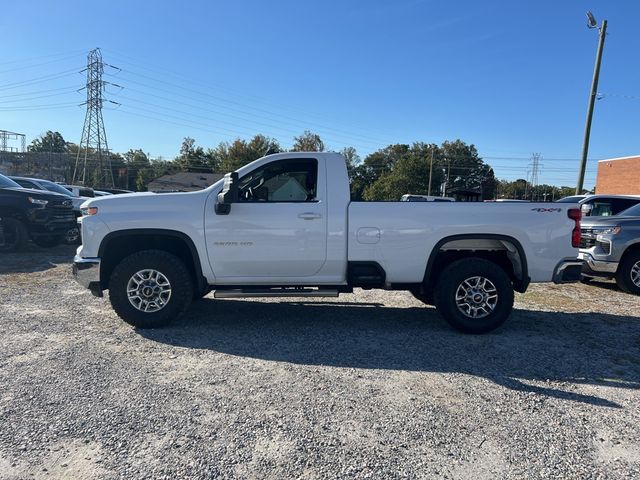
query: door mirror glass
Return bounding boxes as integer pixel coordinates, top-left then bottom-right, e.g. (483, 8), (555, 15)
(215, 172), (239, 215)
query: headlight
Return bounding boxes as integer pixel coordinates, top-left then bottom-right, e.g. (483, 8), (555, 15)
(28, 197), (48, 206)
(81, 206), (99, 216)
(595, 225), (621, 235)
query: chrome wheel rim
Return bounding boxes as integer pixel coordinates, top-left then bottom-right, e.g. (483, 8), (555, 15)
(455, 276), (498, 319)
(631, 261), (640, 287)
(127, 269), (172, 313)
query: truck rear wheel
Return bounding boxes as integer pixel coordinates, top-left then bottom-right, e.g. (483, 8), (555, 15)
(0, 218), (27, 253)
(434, 257), (514, 334)
(615, 251), (640, 295)
(109, 250), (194, 328)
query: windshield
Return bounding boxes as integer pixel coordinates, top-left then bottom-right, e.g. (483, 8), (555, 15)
(555, 196), (585, 203)
(40, 180), (74, 196)
(617, 203), (640, 217)
(0, 173), (22, 188)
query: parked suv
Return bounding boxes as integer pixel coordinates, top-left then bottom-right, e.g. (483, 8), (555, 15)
(556, 194), (640, 217)
(10, 176), (87, 244)
(0, 174), (76, 252)
(579, 202), (640, 294)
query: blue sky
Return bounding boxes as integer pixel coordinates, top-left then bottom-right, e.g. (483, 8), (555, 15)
(1, 0), (639, 189)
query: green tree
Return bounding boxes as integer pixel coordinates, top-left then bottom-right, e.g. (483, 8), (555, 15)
(175, 137), (209, 172)
(136, 168), (155, 192)
(480, 168), (497, 200)
(496, 178), (528, 199)
(291, 130), (324, 152)
(28, 131), (68, 153)
(211, 134), (281, 172)
(361, 143), (442, 201)
(122, 149), (152, 190)
(439, 140), (487, 194)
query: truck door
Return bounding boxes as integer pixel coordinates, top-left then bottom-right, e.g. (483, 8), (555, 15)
(205, 158), (328, 280)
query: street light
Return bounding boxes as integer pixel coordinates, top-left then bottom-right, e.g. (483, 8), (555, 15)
(576, 11), (608, 195)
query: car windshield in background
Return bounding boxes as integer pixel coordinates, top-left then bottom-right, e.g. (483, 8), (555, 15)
(617, 203), (640, 217)
(555, 196), (585, 203)
(0, 174), (22, 189)
(40, 180), (74, 196)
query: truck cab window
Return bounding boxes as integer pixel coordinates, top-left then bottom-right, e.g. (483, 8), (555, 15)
(237, 159), (318, 202)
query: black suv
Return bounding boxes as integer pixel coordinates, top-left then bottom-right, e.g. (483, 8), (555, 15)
(0, 173), (76, 252)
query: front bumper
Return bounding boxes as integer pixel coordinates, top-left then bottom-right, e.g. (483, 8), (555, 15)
(72, 255), (103, 296)
(552, 259), (583, 284)
(578, 251), (619, 276)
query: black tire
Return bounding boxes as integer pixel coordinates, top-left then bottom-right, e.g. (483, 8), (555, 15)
(0, 218), (28, 253)
(109, 250), (194, 328)
(410, 288), (433, 305)
(434, 257), (514, 334)
(193, 286), (211, 301)
(32, 235), (63, 248)
(615, 251), (640, 295)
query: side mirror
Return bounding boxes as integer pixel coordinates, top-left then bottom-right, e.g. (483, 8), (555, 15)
(581, 203), (593, 216)
(215, 172), (239, 215)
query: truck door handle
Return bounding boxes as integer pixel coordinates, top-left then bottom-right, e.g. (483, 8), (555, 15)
(298, 212), (322, 220)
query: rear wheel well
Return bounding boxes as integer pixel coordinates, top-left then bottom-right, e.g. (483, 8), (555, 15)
(99, 232), (205, 294)
(421, 237), (527, 296)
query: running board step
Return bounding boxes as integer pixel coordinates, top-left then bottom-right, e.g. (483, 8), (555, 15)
(214, 288), (339, 299)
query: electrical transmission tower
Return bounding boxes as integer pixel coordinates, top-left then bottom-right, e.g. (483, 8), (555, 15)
(527, 153), (542, 201)
(0, 130), (26, 152)
(73, 48), (120, 187)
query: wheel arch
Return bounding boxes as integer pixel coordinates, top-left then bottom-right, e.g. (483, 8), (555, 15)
(423, 234), (530, 293)
(621, 241), (640, 258)
(98, 229), (207, 294)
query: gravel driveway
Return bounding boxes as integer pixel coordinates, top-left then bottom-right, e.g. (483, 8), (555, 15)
(1, 245), (639, 479)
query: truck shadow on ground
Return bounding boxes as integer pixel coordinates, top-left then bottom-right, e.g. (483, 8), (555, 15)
(139, 298), (640, 409)
(0, 244), (76, 274)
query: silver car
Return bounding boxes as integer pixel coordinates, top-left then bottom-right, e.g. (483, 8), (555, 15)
(579, 202), (640, 294)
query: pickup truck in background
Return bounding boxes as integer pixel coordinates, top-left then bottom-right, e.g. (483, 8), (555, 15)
(556, 194), (640, 217)
(579, 202), (640, 295)
(0, 173), (77, 252)
(73, 152), (583, 334)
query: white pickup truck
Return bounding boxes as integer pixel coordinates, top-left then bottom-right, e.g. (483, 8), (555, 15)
(73, 152), (582, 333)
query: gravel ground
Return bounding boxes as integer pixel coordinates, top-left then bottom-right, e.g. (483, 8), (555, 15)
(0, 245), (639, 479)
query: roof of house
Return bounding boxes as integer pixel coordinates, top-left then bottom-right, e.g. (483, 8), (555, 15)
(597, 155), (640, 163)
(148, 172), (224, 192)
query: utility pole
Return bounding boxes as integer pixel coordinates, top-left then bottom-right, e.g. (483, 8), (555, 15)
(576, 12), (607, 195)
(73, 48), (120, 188)
(442, 159), (451, 197)
(427, 148), (434, 196)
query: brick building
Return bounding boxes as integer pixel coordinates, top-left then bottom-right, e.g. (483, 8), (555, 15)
(595, 155), (640, 194)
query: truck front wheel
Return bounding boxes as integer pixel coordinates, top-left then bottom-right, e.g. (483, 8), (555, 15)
(615, 251), (640, 295)
(109, 250), (194, 328)
(434, 257), (514, 334)
(0, 218), (27, 253)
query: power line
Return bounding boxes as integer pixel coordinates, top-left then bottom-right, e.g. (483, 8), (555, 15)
(0, 49), (85, 67)
(0, 89), (79, 104)
(0, 68), (80, 91)
(111, 72), (398, 148)
(0, 102), (79, 111)
(104, 48), (398, 141)
(0, 85), (80, 98)
(0, 53), (83, 75)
